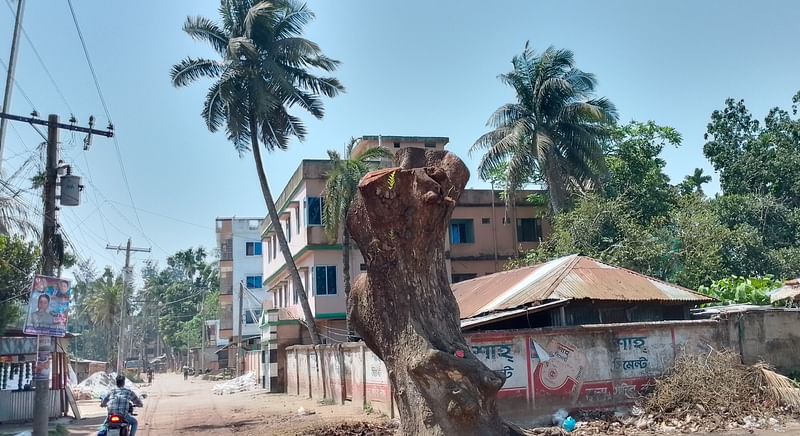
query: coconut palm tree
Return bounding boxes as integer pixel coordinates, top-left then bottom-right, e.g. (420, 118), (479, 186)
(170, 0), (344, 344)
(681, 168), (712, 195)
(322, 138), (392, 339)
(83, 270), (124, 364)
(471, 43), (618, 213)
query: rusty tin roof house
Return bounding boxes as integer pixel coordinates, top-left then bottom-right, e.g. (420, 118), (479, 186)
(452, 254), (713, 331)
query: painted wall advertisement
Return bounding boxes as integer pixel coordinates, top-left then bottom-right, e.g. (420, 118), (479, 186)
(23, 275), (71, 337)
(471, 340), (527, 392)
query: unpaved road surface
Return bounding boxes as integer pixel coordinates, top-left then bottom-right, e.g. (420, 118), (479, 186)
(65, 373), (388, 435)
(54, 373), (800, 435)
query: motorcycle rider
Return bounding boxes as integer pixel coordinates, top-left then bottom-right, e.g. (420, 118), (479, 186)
(100, 374), (143, 436)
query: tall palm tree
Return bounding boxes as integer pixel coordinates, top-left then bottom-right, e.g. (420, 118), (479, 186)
(171, 0), (344, 344)
(322, 138), (392, 339)
(83, 271), (123, 365)
(471, 42), (618, 213)
(682, 168), (712, 194)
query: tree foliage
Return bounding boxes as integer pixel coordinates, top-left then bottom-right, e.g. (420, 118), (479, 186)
(704, 92), (800, 206)
(604, 121), (680, 223)
(471, 43), (618, 213)
(698, 276), (783, 306)
(0, 235), (39, 332)
(141, 248), (218, 355)
(514, 91), (800, 291)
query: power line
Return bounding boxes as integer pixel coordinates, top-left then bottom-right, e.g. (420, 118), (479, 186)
(65, 0), (108, 120)
(0, 56), (35, 111)
(2, 0), (74, 114)
(105, 199), (214, 231)
(65, 0), (150, 254)
(81, 149), (109, 240)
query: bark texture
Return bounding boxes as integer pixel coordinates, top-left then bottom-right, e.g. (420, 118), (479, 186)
(347, 148), (506, 435)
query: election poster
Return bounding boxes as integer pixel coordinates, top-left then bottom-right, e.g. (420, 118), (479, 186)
(23, 275), (71, 337)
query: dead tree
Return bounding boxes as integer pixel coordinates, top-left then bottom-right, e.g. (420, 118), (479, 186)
(347, 148), (506, 435)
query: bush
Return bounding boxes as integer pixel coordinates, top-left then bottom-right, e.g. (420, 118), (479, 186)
(697, 275), (782, 306)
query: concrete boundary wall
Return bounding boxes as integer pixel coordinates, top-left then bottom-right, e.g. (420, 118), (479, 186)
(284, 309), (800, 425)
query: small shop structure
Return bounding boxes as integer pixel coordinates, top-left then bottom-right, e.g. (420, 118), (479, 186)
(0, 329), (73, 423)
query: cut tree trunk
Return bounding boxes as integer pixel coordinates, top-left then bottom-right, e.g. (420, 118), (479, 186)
(347, 148), (506, 435)
(249, 113), (320, 345)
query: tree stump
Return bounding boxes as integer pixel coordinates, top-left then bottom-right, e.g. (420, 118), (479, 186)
(347, 148), (506, 435)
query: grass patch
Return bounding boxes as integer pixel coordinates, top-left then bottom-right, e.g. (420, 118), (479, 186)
(317, 398), (336, 406)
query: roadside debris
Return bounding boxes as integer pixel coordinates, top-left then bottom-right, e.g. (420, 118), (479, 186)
(296, 421), (399, 436)
(211, 371), (258, 395)
(71, 371), (141, 400)
(515, 349), (800, 434)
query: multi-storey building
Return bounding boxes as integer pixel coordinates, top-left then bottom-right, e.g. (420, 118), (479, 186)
(215, 217), (267, 369)
(258, 135), (549, 391)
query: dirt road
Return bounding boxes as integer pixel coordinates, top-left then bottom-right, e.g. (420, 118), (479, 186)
(54, 374), (799, 435)
(65, 373), (388, 436)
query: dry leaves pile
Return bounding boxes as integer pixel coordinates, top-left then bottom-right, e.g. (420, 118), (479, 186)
(297, 421), (399, 436)
(643, 349), (765, 418)
(520, 349), (800, 435)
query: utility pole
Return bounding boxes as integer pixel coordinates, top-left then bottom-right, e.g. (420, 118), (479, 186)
(107, 238), (150, 374)
(200, 285), (207, 372)
(32, 114), (58, 436)
(236, 281), (244, 377)
(0, 112), (114, 436)
(0, 0), (25, 170)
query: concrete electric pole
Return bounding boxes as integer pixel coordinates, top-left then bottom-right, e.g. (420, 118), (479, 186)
(106, 238), (150, 374)
(0, 0), (25, 171)
(0, 112), (115, 436)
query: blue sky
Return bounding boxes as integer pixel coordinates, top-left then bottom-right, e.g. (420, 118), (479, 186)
(0, 0), (798, 276)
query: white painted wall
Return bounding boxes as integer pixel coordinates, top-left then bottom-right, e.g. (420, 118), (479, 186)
(230, 218), (266, 338)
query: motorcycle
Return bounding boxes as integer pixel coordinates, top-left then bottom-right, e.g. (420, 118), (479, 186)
(100, 394), (146, 436)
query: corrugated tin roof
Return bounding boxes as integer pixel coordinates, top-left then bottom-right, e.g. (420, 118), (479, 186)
(771, 280), (800, 303)
(453, 254), (713, 319)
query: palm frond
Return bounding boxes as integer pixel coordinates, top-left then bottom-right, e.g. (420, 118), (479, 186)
(170, 57), (222, 87)
(202, 80), (226, 132)
(272, 0), (315, 39)
(183, 16), (229, 56)
(353, 145), (392, 163)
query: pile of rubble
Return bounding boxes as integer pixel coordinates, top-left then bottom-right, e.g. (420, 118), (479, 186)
(297, 421), (399, 436)
(211, 372), (258, 395)
(71, 371), (140, 400)
(519, 350), (800, 434)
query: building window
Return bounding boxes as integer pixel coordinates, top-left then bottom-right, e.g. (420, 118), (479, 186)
(266, 240), (271, 261)
(292, 285), (299, 304)
(424, 142), (435, 148)
(359, 263), (366, 271)
(393, 142), (400, 148)
(244, 309), (263, 324)
(246, 241), (262, 256)
(272, 235), (277, 258)
(286, 217), (292, 243)
(315, 265), (337, 295)
(517, 218), (542, 242)
(449, 219), (474, 244)
(307, 197), (323, 226)
(452, 273), (477, 283)
(481, 217), (490, 224)
(246, 275), (262, 289)
(296, 209), (301, 234)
